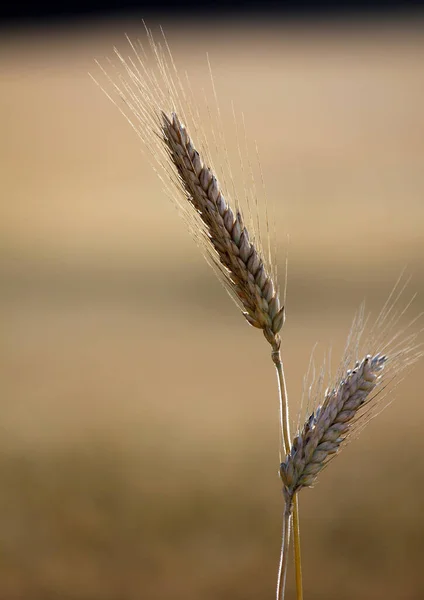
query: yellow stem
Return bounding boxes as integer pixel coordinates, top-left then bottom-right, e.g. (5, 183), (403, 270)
(292, 494), (303, 600)
(272, 349), (291, 456)
(276, 504), (292, 600)
(272, 348), (303, 600)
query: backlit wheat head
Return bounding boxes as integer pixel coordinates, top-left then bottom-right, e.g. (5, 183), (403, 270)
(281, 279), (423, 502)
(93, 27), (284, 350)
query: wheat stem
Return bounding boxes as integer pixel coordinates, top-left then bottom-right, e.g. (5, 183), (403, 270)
(276, 499), (292, 600)
(273, 351), (303, 600)
(272, 349), (291, 455)
(292, 494), (303, 600)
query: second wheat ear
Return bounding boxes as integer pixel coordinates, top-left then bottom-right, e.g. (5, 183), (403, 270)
(94, 26), (422, 600)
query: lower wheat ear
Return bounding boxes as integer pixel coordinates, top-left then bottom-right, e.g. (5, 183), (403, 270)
(280, 354), (387, 496)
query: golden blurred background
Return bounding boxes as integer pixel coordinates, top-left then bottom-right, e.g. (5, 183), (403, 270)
(1, 14), (424, 599)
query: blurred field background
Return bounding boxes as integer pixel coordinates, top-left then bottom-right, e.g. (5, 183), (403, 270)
(1, 12), (424, 600)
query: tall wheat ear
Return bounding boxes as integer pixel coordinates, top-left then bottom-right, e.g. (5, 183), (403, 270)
(93, 30), (284, 347)
(92, 26), (422, 600)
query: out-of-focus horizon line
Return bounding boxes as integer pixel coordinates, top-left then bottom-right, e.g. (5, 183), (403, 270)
(1, 1), (424, 31)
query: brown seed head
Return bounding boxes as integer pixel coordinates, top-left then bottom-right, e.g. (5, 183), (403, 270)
(94, 31), (284, 348)
(161, 111), (284, 346)
(280, 354), (386, 495)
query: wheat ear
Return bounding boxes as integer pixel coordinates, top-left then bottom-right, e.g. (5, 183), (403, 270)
(161, 111), (285, 345)
(94, 29), (301, 600)
(280, 353), (386, 496)
(282, 273), (423, 501)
